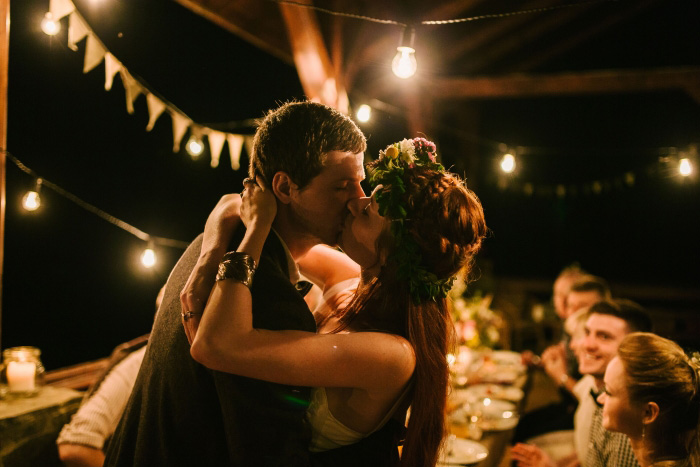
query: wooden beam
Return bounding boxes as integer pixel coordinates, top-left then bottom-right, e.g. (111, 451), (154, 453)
(428, 67), (700, 102)
(279, 0), (348, 112)
(0, 0), (9, 351)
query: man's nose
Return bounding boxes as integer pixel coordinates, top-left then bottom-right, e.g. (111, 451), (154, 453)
(347, 181), (365, 201)
(347, 197), (370, 216)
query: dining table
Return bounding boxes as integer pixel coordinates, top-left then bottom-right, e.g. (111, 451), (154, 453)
(442, 347), (532, 467)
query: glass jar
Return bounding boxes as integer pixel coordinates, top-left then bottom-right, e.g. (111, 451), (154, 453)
(1, 346), (45, 397)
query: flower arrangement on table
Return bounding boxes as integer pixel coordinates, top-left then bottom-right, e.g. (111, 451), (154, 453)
(449, 277), (504, 349)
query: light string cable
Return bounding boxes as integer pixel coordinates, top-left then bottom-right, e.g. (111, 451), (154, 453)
(3, 149), (190, 249)
(267, 0), (622, 26)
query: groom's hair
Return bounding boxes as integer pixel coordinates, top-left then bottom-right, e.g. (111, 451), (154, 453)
(250, 101), (366, 189)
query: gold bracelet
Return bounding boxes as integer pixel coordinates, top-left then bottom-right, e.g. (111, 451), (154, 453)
(216, 252), (257, 288)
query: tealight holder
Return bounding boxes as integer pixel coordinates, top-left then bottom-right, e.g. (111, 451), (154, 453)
(1, 346), (45, 398)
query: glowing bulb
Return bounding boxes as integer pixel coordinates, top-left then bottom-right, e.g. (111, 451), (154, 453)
(186, 135), (204, 158)
(41, 12), (61, 36)
(141, 248), (156, 268)
(679, 158), (693, 176)
(22, 191), (41, 211)
(356, 104), (371, 123)
(500, 153), (515, 173)
(392, 47), (417, 79)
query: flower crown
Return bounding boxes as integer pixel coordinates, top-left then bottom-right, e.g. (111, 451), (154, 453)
(367, 137), (455, 303)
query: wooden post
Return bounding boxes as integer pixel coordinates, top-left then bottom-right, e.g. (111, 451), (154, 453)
(0, 0), (9, 350)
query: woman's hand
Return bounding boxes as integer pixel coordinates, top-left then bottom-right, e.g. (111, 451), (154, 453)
(240, 177), (276, 230)
(181, 193), (242, 344)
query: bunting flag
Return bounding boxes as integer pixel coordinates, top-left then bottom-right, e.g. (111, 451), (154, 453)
(226, 134), (245, 170)
(146, 94), (166, 131)
(53, 0), (252, 170)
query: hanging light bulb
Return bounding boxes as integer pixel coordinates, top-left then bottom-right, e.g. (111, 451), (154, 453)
(356, 104), (371, 123)
(392, 26), (417, 79)
(22, 179), (43, 211)
(679, 158), (693, 176)
(41, 12), (61, 36)
(141, 241), (157, 268)
(186, 134), (204, 158)
(500, 153), (516, 173)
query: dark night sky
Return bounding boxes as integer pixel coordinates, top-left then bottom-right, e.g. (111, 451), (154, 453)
(3, 0), (700, 369)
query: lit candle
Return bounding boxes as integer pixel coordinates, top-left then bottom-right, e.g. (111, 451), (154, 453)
(7, 361), (36, 392)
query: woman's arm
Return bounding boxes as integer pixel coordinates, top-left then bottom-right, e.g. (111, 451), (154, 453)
(297, 245), (361, 292)
(181, 194), (241, 344)
(189, 183), (414, 391)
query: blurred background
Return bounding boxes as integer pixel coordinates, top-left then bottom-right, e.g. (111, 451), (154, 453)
(2, 0), (699, 370)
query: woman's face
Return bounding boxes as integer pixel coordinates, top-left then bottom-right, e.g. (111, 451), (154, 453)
(598, 356), (644, 437)
(339, 186), (390, 273)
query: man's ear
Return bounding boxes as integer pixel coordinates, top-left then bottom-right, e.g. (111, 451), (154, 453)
(271, 172), (297, 204)
(643, 401), (660, 425)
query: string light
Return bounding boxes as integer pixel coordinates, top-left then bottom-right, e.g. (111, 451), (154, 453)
(41, 12), (61, 36)
(22, 179), (43, 211)
(500, 152), (516, 173)
(356, 104), (371, 123)
(141, 241), (157, 268)
(185, 134), (204, 158)
(392, 26), (417, 79)
(679, 158), (693, 177)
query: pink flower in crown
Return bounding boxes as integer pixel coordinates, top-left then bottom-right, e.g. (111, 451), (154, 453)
(413, 137), (437, 162)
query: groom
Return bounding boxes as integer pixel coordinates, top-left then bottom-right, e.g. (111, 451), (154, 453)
(105, 101), (397, 466)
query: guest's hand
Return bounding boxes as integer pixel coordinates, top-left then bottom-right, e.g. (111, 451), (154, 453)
(542, 343), (568, 385)
(511, 443), (556, 467)
(240, 177), (276, 230)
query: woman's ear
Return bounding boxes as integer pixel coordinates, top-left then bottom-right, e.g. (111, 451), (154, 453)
(643, 401), (660, 425)
(271, 172), (297, 204)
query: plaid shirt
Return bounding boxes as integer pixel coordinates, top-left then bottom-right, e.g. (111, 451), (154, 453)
(584, 405), (640, 467)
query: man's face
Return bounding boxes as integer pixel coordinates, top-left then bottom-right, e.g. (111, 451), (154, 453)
(578, 313), (628, 381)
(288, 150), (365, 246)
(598, 356), (643, 436)
(564, 290), (602, 319)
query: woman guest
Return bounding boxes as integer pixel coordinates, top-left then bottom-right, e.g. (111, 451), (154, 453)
(185, 138), (487, 467)
(599, 332), (700, 467)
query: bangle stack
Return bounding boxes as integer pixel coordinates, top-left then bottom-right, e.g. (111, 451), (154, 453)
(216, 251), (257, 288)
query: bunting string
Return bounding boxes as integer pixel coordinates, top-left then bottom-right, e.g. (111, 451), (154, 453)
(48, 0), (253, 170)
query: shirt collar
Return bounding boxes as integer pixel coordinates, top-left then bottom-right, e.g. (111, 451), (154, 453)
(271, 228), (301, 284)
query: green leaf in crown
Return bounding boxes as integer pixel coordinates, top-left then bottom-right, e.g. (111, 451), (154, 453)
(367, 137), (452, 303)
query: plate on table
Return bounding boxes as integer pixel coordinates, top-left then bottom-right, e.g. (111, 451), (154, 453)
(489, 350), (523, 366)
(438, 435), (488, 465)
(464, 383), (524, 403)
(476, 398), (519, 431)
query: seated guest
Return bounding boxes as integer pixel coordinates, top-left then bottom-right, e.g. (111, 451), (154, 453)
(514, 274), (610, 443)
(512, 298), (652, 467)
(599, 332), (700, 467)
(56, 287), (163, 467)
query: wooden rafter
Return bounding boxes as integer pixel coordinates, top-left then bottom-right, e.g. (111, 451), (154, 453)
(428, 67), (700, 102)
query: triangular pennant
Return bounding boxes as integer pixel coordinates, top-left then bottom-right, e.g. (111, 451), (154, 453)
(68, 12), (89, 51)
(119, 69), (143, 114)
(170, 111), (191, 152)
(145, 94), (166, 131)
(83, 34), (106, 73)
(227, 134), (245, 170)
(49, 0), (74, 20)
(207, 131), (227, 168)
(104, 53), (121, 91)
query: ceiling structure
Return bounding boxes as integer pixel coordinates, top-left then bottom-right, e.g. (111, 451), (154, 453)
(173, 0), (700, 138)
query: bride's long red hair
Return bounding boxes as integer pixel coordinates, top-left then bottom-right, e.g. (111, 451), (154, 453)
(323, 167), (487, 467)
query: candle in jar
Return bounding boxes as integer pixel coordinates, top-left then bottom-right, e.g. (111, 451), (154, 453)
(7, 361), (36, 392)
